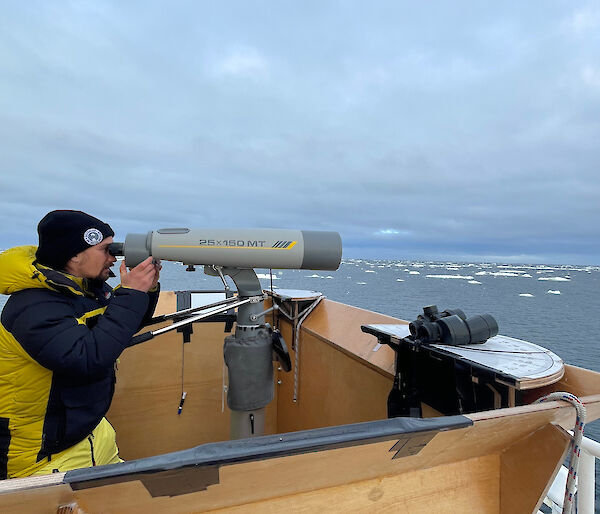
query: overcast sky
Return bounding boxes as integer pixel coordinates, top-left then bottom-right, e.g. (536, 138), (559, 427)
(1, 2), (599, 264)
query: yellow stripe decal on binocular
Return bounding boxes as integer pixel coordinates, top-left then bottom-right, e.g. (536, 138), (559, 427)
(272, 241), (296, 249)
(158, 241), (298, 250)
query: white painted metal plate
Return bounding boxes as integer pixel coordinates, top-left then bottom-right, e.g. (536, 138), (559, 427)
(431, 335), (564, 387)
(269, 289), (323, 301)
(366, 324), (411, 339)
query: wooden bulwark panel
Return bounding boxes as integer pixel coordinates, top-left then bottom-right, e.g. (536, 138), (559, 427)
(70, 402), (582, 513)
(500, 424), (570, 514)
(206, 455), (500, 514)
(275, 318), (392, 434)
(107, 322), (234, 459)
(0, 484), (74, 514)
(107, 292), (277, 459)
(272, 297), (410, 433)
(70, 436), (495, 513)
(300, 299), (402, 377)
(2, 379), (597, 512)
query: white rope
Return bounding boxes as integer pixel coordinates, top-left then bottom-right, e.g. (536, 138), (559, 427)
(535, 392), (586, 514)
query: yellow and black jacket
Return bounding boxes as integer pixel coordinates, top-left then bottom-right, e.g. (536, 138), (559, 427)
(0, 246), (158, 478)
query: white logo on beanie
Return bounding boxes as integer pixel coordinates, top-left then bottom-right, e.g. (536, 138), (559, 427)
(83, 228), (103, 245)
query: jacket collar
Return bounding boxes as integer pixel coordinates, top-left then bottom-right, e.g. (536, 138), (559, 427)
(0, 245), (105, 298)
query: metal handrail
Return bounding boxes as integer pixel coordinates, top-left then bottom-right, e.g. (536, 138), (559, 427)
(577, 435), (598, 514)
(580, 434), (600, 458)
(542, 434), (598, 514)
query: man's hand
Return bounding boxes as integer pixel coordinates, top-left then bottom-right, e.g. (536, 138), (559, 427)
(120, 257), (159, 293)
(150, 259), (162, 290)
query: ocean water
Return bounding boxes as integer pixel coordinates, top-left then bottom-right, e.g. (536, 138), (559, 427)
(1, 258), (599, 500)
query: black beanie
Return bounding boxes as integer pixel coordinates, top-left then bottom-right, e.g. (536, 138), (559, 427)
(35, 210), (115, 270)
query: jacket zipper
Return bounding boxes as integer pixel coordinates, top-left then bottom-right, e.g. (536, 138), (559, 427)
(87, 434), (96, 466)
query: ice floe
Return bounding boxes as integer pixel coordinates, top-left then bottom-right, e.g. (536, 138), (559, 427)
(408, 271), (420, 275)
(547, 290), (561, 295)
(356, 282), (367, 285)
(475, 271), (531, 277)
(468, 280), (482, 284)
(519, 293), (534, 297)
(538, 277), (570, 282)
(396, 278), (404, 282)
(256, 273), (279, 279)
(425, 275), (474, 280)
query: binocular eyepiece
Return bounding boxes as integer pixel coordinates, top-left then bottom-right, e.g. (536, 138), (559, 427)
(409, 305), (498, 346)
(108, 242), (124, 257)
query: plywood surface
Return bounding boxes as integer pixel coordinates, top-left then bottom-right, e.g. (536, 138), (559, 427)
(107, 299), (278, 459)
(0, 484), (75, 514)
(3, 378), (595, 513)
(207, 455), (500, 513)
(275, 319), (392, 433)
(153, 290), (177, 316)
(107, 323), (232, 459)
(69, 401), (578, 513)
(500, 424), (569, 514)
(300, 299), (403, 376)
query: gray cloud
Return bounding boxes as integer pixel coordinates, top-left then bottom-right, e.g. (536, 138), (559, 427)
(0, 2), (599, 264)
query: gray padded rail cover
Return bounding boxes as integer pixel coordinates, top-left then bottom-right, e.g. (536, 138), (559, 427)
(64, 415), (472, 497)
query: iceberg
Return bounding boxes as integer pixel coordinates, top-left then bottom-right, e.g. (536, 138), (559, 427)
(256, 273), (279, 280)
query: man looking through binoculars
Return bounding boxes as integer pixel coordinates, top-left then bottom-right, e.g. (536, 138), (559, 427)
(0, 210), (161, 478)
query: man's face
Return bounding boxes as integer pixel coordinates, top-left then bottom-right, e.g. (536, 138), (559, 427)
(66, 236), (117, 281)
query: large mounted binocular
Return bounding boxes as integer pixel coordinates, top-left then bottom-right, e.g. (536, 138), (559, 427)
(109, 228), (342, 270)
(409, 305), (498, 346)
